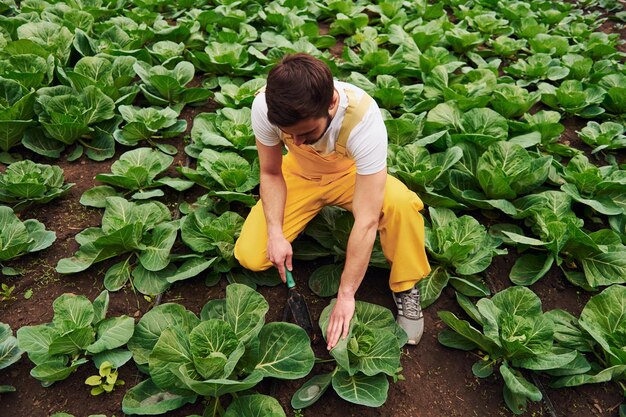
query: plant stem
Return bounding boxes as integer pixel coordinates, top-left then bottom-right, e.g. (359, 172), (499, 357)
(314, 358), (337, 364)
(203, 397), (224, 417)
(78, 138), (100, 150)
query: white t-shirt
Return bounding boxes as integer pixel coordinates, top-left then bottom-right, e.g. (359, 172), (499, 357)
(251, 80), (387, 175)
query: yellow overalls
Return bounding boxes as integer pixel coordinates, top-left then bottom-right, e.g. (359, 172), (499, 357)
(234, 89), (431, 293)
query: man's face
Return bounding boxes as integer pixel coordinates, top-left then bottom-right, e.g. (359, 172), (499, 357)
(279, 113), (332, 146)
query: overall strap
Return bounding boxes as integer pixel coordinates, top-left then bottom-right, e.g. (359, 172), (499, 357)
(335, 89), (373, 157)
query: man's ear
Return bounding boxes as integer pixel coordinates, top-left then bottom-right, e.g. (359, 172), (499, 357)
(329, 90), (338, 111)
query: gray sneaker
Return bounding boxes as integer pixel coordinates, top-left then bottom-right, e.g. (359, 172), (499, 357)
(393, 285), (424, 346)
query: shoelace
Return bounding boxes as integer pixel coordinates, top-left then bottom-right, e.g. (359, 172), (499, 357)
(401, 289), (423, 320)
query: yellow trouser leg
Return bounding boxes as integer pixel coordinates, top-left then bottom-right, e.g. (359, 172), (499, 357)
(329, 173), (431, 293)
(234, 170), (326, 271)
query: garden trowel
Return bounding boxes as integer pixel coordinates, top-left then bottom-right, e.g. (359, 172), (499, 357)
(284, 266), (315, 340)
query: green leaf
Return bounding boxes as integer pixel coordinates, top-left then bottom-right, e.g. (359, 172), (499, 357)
(580, 251), (626, 287)
(91, 290), (109, 326)
(224, 394), (286, 417)
(417, 267), (449, 308)
(449, 276), (490, 297)
(551, 365), (626, 388)
(132, 264), (175, 296)
(104, 258), (132, 291)
(579, 285), (626, 357)
(87, 316), (135, 354)
(30, 358), (88, 384)
(254, 322), (314, 379)
(149, 326), (194, 391)
(0, 323), (22, 371)
(122, 378), (196, 415)
(52, 293), (95, 332)
(308, 264), (342, 297)
(93, 348), (133, 369)
(509, 254), (554, 286)
(138, 222), (178, 272)
(499, 363), (542, 401)
(472, 360), (494, 378)
(438, 329), (478, 350)
(438, 311), (499, 353)
(291, 373), (332, 409)
(331, 370), (389, 407)
(48, 327), (94, 355)
(513, 350), (577, 371)
(503, 383), (528, 415)
(201, 300), (226, 321)
(225, 284), (268, 344)
(128, 303), (199, 366)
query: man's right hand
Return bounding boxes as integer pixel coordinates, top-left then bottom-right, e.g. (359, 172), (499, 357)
(267, 235), (293, 283)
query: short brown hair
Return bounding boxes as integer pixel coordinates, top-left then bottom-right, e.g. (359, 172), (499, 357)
(265, 53), (334, 127)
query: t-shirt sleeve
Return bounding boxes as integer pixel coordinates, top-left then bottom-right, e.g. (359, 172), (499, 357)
(251, 93), (282, 146)
(346, 99), (388, 175)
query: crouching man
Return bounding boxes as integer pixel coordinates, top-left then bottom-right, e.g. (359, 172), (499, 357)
(234, 53), (431, 349)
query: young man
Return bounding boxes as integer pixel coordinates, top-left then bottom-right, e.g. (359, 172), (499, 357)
(234, 53), (431, 350)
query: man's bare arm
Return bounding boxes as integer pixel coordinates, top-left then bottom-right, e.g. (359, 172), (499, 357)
(326, 169), (387, 350)
(256, 140), (293, 281)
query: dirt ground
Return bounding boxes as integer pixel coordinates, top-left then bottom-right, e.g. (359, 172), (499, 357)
(0, 91), (624, 417)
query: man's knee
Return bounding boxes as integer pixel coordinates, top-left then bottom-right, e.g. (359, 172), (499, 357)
(384, 185), (424, 215)
(234, 238), (272, 271)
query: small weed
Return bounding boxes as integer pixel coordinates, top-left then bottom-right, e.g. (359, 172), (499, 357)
(85, 361), (125, 395)
(293, 409), (304, 417)
(0, 283), (17, 302)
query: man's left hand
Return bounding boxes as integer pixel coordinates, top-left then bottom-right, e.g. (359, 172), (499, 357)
(326, 293), (356, 350)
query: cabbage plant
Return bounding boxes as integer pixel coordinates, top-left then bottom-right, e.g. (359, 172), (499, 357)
(0, 54), (54, 90)
(123, 284), (314, 416)
(32, 85), (118, 161)
(419, 207), (506, 307)
(179, 149), (259, 203)
(16, 21), (73, 64)
(504, 53), (569, 86)
(490, 84), (541, 119)
(0, 160), (74, 211)
(558, 154), (625, 216)
(0, 322), (23, 394)
(578, 121), (626, 153)
(292, 299), (406, 409)
(57, 196), (216, 295)
(538, 80), (606, 118)
(186, 109), (255, 158)
(58, 55), (139, 106)
(56, 197), (180, 293)
(493, 189), (626, 289)
(598, 73), (626, 115)
(212, 77), (266, 108)
(438, 287), (581, 415)
(0, 77), (36, 155)
(133, 61), (212, 106)
(0, 206), (56, 275)
(550, 285), (626, 416)
(387, 143), (464, 209)
(447, 141), (551, 215)
(181, 208), (244, 277)
(113, 105), (186, 152)
(16, 291), (134, 385)
(80, 148), (194, 207)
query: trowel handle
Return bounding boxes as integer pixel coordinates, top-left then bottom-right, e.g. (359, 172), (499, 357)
(285, 264), (296, 289)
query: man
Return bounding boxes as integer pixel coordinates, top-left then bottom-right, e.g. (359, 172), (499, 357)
(234, 53), (431, 350)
